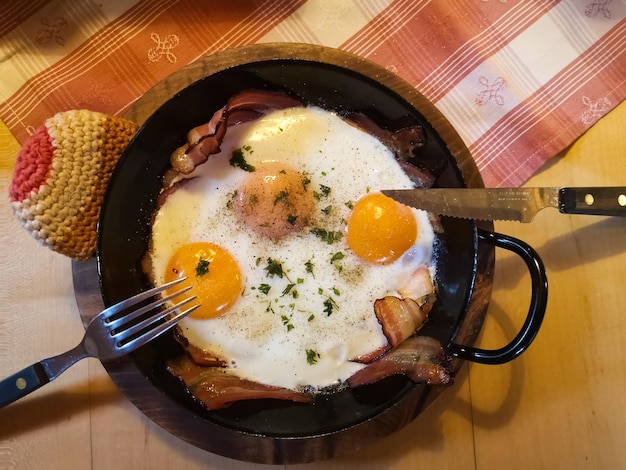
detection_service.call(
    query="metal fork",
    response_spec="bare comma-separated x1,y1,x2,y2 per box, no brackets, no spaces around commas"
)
0,278,198,408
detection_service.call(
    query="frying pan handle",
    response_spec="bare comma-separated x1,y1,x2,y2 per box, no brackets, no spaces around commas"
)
449,229,547,364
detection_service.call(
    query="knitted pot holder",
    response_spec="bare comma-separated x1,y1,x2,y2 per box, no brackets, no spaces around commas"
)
9,110,138,259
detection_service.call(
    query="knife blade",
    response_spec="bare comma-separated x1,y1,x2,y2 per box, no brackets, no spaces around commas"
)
381,187,626,223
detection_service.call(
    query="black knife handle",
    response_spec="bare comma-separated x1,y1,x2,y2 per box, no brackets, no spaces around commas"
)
559,187,626,217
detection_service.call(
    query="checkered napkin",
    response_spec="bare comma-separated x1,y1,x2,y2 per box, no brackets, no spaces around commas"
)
0,1,623,188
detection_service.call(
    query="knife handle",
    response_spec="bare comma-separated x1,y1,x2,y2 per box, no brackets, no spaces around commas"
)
559,187,626,217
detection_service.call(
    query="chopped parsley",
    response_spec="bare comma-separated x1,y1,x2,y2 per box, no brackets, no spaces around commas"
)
274,190,289,206
282,283,296,297
321,205,333,215
229,147,256,172
313,184,331,200
264,258,286,278
301,174,312,191
281,315,294,332
306,349,320,365
304,259,315,277
263,258,292,283
287,214,298,225
323,296,338,316
330,252,345,273
310,227,343,244
195,258,210,276
257,283,271,295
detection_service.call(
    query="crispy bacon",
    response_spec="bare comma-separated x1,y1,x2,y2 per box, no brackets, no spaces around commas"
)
166,355,313,410
354,269,435,364
374,296,429,349
347,335,452,388
170,89,303,174
398,266,435,302
351,343,390,364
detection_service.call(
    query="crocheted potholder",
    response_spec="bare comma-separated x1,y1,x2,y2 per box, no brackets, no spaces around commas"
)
9,110,138,259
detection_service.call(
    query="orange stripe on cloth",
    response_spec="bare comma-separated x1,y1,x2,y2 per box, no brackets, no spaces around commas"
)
416,0,557,102
0,0,306,144
341,0,555,103
0,0,51,39
472,22,626,187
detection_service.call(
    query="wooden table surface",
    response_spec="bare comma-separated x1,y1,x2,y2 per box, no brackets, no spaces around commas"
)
1,99,625,469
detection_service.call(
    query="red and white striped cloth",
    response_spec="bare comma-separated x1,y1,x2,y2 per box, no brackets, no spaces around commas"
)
1,0,624,186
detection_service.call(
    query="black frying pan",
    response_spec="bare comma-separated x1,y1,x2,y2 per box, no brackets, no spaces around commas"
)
91,44,546,464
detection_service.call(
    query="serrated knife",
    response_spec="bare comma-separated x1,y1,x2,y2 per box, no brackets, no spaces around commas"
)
381,187,626,222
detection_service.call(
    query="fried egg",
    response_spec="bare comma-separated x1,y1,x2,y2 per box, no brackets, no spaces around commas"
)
149,106,436,391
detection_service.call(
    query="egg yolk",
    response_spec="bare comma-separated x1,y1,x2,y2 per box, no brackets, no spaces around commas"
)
346,192,417,265
233,163,315,240
163,242,242,320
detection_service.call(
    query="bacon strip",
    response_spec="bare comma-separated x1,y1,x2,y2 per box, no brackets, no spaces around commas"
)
347,335,452,388
374,296,429,348
352,287,434,364
166,355,313,410
170,89,303,174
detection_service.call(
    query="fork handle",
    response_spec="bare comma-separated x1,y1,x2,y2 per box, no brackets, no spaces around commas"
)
0,344,88,408
0,362,52,408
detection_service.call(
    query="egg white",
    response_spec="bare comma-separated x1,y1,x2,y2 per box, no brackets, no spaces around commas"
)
150,106,436,391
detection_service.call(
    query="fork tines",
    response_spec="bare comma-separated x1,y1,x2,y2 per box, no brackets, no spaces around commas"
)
102,278,199,351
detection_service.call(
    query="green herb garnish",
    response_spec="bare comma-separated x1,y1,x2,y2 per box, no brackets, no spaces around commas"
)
281,315,294,331
311,227,343,244
323,296,338,316
282,283,296,297
274,190,289,206
264,258,291,282
305,259,315,277
313,184,331,200
195,258,210,276
230,148,256,172
306,349,320,365
302,174,312,191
